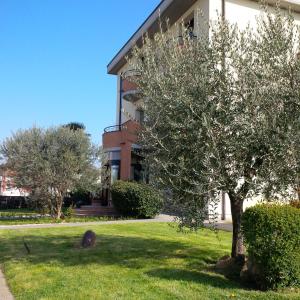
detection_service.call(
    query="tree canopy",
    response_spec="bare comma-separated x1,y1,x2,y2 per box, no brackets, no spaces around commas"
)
130,6,300,257
0,126,99,218
63,122,86,131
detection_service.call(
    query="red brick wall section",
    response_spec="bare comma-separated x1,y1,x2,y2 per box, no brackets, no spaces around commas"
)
120,142,132,180
102,120,140,181
122,79,138,93
102,120,139,149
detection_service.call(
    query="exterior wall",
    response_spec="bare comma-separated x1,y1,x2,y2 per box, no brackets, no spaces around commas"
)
115,75,121,125
209,0,300,220
210,0,300,27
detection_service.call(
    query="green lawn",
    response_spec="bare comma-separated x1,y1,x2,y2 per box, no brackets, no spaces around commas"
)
0,215,121,225
0,208,38,216
0,209,127,225
0,223,299,300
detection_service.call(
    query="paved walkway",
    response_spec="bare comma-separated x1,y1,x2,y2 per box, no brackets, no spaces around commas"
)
0,214,232,231
0,268,14,300
0,215,172,230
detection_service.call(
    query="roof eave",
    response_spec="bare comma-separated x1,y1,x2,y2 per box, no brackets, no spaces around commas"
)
107,0,300,75
107,0,172,75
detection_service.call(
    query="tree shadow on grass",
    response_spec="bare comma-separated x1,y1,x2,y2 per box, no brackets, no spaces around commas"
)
0,232,245,290
145,268,243,290
0,233,223,268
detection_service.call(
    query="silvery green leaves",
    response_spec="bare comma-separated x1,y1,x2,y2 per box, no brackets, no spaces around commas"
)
0,126,99,219
129,5,300,256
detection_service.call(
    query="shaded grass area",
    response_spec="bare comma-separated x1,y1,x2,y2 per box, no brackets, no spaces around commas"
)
0,223,299,300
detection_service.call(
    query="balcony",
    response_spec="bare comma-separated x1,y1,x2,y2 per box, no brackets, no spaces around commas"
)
104,124,123,133
122,69,142,103
103,120,140,149
123,90,142,103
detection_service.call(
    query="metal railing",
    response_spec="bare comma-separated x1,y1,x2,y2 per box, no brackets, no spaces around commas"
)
103,125,123,133
122,69,141,80
103,121,137,134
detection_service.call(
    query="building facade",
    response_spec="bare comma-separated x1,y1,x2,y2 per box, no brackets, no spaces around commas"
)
102,0,300,219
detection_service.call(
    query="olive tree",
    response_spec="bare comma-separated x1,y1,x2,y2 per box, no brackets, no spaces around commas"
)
130,7,300,257
0,126,99,219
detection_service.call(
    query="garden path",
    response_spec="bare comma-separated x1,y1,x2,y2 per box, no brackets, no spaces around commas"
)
0,268,14,300
0,214,232,231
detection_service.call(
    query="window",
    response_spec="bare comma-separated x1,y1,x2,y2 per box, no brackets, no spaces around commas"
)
111,165,120,185
135,109,144,124
6,178,13,191
131,152,149,183
184,13,196,39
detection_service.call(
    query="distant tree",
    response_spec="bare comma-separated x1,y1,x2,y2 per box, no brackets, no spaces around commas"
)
0,126,99,219
63,122,86,131
63,122,92,138
130,6,300,257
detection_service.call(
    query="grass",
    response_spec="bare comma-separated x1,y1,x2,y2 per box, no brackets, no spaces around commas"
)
0,208,129,225
0,216,124,225
0,223,299,300
0,208,38,216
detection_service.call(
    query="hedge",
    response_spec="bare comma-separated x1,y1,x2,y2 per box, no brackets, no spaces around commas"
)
111,181,163,218
242,204,300,290
0,196,28,209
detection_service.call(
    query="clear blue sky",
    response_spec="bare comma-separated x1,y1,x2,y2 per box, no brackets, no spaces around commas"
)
0,0,159,145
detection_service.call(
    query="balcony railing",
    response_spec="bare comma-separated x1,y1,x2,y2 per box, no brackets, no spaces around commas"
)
103,125,123,133
103,120,140,134
122,69,141,80
121,69,142,103
123,90,142,102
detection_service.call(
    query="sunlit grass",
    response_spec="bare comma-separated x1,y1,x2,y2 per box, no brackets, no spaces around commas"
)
0,223,298,299
0,208,129,225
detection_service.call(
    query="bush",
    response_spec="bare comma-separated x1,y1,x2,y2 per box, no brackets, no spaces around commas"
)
64,189,92,208
0,196,28,209
111,181,163,218
64,205,74,218
242,204,300,290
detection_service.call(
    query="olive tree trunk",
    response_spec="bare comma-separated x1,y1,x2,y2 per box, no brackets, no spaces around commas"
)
54,193,64,219
228,192,244,258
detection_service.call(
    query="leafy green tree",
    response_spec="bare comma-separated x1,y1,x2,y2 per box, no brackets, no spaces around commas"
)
130,7,300,257
0,126,99,219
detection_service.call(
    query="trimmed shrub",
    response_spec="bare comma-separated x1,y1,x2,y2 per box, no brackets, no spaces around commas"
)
242,204,300,290
111,181,163,218
0,196,28,209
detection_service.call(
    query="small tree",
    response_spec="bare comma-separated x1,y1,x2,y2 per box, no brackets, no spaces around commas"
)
0,126,99,219
130,6,300,257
